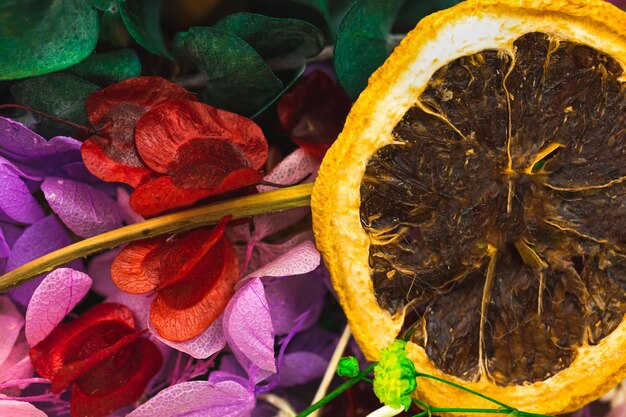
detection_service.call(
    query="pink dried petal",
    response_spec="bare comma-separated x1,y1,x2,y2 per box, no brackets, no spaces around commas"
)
149,316,225,360
116,187,144,224
25,268,92,345
248,230,314,273
106,292,153,329
88,248,122,297
257,148,319,193
0,296,23,366
253,208,310,242
0,397,47,417
223,278,275,383
244,240,320,281
0,340,33,385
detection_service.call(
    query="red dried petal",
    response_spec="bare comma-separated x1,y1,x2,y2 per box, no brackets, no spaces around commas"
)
81,139,155,188
70,338,162,417
84,77,196,186
150,235,240,341
111,239,162,294
111,217,229,293
135,100,268,175
129,169,262,217
51,330,146,393
277,70,352,159
29,303,135,381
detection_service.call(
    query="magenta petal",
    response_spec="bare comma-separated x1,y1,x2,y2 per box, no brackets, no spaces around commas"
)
0,397,47,417
88,248,122,297
264,270,327,335
8,215,83,306
0,163,44,224
224,278,276,382
25,268,92,345
106,291,153,329
0,296,23,366
244,240,320,281
278,351,327,387
42,177,125,238
150,316,226,360
128,380,255,417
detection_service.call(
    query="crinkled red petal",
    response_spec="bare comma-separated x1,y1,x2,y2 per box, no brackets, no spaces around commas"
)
111,217,229,294
129,168,262,217
81,138,155,188
84,77,196,186
51,330,146,393
277,70,352,159
86,77,196,126
29,303,136,381
111,238,162,294
151,234,240,342
134,100,268,174
70,338,162,417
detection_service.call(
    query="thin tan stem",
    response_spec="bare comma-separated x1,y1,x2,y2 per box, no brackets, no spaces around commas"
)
0,183,313,292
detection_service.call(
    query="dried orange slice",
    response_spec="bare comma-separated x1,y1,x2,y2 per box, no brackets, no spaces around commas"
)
312,0,626,414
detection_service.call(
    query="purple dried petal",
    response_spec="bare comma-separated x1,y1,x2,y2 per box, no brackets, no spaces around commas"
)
116,187,144,224
216,354,247,380
25,268,92,345
208,370,250,388
264,270,327,335
42,177,125,238
128,380,255,417
150,316,225,360
244,240,320,282
0,163,44,225
88,248,122,297
253,208,310,242
8,215,83,306
0,339,33,384
0,397,47,417
224,279,276,382
0,296,23,366
0,228,9,259
0,222,22,249
278,351,327,387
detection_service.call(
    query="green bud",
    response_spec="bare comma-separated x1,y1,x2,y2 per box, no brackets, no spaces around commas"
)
373,340,418,411
337,356,360,378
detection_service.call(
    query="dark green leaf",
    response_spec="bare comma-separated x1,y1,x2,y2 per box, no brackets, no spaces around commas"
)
334,0,405,100
10,73,99,135
251,0,332,41
173,27,283,116
0,0,99,81
251,66,305,119
214,13,324,60
69,49,141,85
118,0,172,58
99,8,131,47
394,0,463,33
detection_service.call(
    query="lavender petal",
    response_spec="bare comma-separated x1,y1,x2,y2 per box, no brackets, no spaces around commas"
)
0,163,44,225
0,296,23,366
278,351,327,387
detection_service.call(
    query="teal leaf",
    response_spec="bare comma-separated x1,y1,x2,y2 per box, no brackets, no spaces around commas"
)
10,73,99,135
173,27,283,116
69,49,141,85
0,0,99,81
214,13,324,60
334,0,405,100
90,0,116,11
118,0,172,58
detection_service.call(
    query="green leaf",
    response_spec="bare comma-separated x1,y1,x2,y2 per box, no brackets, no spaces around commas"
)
0,0,99,81
394,0,463,33
118,0,172,58
11,72,99,134
334,0,405,100
68,49,141,85
214,13,324,60
252,0,332,41
173,27,283,116
90,0,116,11
251,66,305,119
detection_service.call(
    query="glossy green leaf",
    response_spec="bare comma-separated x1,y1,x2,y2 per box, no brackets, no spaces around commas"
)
252,0,332,40
173,27,283,116
69,49,141,85
214,13,324,60
90,0,116,11
0,0,99,81
334,0,405,100
118,0,172,58
11,73,98,134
